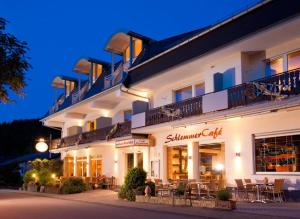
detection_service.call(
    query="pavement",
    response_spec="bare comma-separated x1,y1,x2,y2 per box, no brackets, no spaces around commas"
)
0,189,300,219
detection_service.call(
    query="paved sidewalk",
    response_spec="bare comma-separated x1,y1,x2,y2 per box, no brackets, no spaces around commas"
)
5,189,300,219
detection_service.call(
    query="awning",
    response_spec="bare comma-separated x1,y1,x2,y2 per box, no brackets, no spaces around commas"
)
51,76,78,88
73,57,110,74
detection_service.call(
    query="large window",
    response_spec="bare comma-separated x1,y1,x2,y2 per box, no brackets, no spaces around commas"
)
167,146,188,180
255,134,300,173
266,58,283,75
175,86,192,102
92,64,102,83
127,153,134,171
76,157,87,177
124,110,132,122
137,153,143,169
64,157,74,177
90,157,102,177
133,39,142,58
65,81,75,97
288,50,300,71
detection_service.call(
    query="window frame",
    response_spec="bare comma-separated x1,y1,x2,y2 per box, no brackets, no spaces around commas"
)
173,81,205,103
253,131,300,175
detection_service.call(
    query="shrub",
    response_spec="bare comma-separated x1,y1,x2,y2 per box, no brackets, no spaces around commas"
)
62,177,86,194
38,169,52,186
23,169,38,184
118,185,127,199
124,167,147,190
118,167,147,201
216,189,231,201
174,183,186,196
126,189,136,201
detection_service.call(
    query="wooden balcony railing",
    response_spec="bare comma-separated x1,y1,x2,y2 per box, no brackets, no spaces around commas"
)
145,68,300,127
146,96,202,126
50,121,131,150
228,68,300,108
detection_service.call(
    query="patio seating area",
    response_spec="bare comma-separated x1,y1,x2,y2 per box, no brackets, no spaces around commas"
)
234,178,286,203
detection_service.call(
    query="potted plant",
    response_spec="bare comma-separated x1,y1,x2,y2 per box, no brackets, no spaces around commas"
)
215,189,236,210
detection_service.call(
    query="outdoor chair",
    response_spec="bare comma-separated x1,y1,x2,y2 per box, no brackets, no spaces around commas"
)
207,180,218,198
264,179,285,202
235,179,248,200
156,184,171,197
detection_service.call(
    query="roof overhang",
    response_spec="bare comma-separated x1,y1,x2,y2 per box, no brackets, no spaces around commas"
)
105,32,130,55
73,57,110,74
52,76,78,88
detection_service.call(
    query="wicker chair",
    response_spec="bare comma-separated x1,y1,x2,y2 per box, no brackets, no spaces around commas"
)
235,179,248,200
265,179,285,202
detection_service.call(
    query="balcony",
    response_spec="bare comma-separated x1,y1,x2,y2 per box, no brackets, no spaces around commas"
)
140,68,300,127
50,121,131,150
48,66,126,117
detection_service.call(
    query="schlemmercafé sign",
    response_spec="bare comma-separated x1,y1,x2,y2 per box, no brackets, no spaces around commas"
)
164,127,222,144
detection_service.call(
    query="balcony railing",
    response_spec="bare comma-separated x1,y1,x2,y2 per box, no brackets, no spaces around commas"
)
228,68,300,108
50,121,131,150
145,68,300,127
146,96,203,126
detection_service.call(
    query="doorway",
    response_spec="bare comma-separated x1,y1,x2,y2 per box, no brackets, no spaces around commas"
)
126,153,134,171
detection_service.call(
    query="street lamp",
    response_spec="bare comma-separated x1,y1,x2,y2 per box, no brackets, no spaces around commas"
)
35,138,49,152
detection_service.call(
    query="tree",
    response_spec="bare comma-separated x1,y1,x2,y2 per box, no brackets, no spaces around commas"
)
0,18,30,103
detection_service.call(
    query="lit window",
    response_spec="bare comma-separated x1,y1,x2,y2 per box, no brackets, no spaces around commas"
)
266,58,283,75
65,81,75,97
195,83,205,96
175,86,192,102
87,121,96,132
255,134,300,173
133,39,142,58
124,110,132,122
92,64,102,83
288,50,300,71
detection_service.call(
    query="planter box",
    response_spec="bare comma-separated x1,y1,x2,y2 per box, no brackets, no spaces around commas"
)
45,185,60,194
27,184,38,192
136,195,236,210
215,200,236,210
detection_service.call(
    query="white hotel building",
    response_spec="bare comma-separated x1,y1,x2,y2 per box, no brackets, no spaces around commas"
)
42,0,300,197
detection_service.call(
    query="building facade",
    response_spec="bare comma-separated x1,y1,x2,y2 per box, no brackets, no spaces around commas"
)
43,0,300,192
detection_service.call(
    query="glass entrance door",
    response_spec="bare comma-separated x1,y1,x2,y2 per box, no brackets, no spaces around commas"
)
127,153,134,171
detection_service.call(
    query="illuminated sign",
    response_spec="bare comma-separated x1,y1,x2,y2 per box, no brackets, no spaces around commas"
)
116,138,150,148
164,127,223,144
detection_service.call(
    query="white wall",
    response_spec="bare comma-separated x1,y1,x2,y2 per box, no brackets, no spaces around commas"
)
149,110,300,190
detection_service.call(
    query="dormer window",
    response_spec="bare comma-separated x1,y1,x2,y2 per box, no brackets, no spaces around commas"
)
65,81,75,97
124,46,130,62
92,64,102,83
133,38,142,58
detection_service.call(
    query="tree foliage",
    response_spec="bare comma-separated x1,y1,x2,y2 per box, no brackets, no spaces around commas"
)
0,17,30,103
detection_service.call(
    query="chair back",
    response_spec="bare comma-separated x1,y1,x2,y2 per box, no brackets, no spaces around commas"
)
274,179,285,192
154,179,162,184
85,177,91,183
235,179,244,189
244,179,251,184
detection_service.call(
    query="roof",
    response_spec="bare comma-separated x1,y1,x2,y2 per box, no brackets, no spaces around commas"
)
125,0,300,87
52,75,78,88
131,26,210,68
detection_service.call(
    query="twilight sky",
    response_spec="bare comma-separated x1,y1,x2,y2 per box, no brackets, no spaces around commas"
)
0,0,260,123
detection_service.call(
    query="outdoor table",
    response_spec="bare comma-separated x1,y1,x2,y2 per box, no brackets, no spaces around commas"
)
251,183,273,203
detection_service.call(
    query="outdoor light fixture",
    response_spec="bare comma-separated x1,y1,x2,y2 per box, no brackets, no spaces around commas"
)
51,173,56,179
35,138,49,152
235,152,241,157
32,173,36,178
215,163,224,171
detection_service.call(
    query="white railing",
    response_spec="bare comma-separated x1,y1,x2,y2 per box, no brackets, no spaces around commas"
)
104,63,124,89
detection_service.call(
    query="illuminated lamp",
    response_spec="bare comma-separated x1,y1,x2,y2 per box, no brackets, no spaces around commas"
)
35,138,49,152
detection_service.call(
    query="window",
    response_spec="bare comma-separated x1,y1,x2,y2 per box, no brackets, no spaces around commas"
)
127,153,134,171
64,157,74,177
65,81,75,97
124,110,132,122
90,157,102,177
92,64,102,83
87,121,96,132
266,58,283,75
133,39,142,58
288,50,300,71
255,134,300,173
76,157,87,177
195,83,205,96
167,146,188,180
137,153,143,169
175,86,192,102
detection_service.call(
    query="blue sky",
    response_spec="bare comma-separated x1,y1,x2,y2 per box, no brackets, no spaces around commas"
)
0,0,260,123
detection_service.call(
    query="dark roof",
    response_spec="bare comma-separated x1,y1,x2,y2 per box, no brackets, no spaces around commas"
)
131,26,210,68
125,0,300,87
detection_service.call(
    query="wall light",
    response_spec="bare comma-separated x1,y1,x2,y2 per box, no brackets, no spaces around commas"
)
215,163,224,171
235,152,241,157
